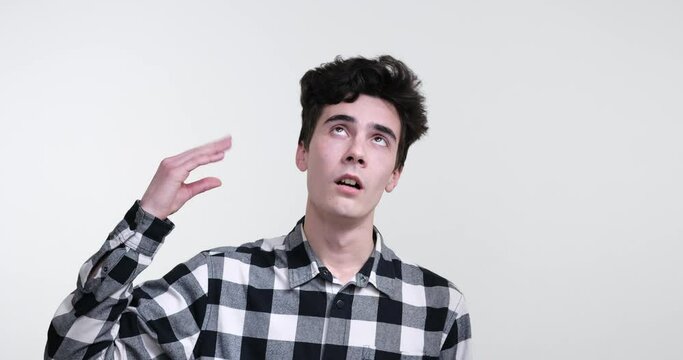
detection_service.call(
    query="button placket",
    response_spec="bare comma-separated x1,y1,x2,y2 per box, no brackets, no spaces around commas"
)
335,299,345,309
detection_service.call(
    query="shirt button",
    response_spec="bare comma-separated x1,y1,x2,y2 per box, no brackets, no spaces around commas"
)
335,299,345,309
320,268,331,279
102,266,108,272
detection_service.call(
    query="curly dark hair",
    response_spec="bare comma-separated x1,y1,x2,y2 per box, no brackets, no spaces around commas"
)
298,55,428,170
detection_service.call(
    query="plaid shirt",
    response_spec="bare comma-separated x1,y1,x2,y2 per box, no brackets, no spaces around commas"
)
46,201,472,359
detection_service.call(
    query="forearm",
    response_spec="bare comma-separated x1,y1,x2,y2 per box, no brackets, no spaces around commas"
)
45,200,173,359
47,136,229,359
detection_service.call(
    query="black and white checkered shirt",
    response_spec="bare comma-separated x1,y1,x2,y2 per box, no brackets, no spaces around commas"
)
46,201,472,359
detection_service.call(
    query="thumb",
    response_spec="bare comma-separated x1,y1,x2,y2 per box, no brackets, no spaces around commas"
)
185,177,222,199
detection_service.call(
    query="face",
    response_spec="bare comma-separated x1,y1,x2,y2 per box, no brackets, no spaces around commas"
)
296,94,402,221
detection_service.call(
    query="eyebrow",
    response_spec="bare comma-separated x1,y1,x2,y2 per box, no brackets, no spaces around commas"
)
324,114,398,142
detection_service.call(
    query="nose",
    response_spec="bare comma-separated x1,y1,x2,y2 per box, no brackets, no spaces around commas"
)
344,138,366,166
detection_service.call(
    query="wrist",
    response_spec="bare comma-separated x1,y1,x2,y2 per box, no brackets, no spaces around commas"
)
139,199,167,220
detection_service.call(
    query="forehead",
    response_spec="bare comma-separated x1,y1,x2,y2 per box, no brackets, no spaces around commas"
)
317,95,401,134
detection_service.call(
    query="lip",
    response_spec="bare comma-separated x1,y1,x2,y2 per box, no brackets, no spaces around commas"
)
334,173,363,190
336,182,361,196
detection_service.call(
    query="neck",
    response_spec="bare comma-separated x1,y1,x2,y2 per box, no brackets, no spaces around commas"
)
302,200,375,284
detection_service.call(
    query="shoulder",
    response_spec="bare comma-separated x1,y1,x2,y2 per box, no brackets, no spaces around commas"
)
199,235,288,274
386,248,466,310
203,234,287,258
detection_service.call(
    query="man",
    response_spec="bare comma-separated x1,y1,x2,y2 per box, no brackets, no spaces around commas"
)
46,55,472,359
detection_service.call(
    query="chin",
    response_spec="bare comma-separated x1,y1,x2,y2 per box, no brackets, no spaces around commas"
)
328,203,374,222
316,201,366,221
308,193,374,222
331,209,364,220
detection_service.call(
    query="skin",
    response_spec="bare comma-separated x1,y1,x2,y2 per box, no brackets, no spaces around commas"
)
140,94,402,283
140,136,232,219
296,94,402,282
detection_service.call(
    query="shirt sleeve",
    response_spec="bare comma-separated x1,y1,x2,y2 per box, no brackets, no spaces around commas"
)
440,288,473,360
45,200,210,360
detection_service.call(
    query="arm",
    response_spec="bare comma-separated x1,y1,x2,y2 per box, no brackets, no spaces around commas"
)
45,136,232,359
440,290,473,360
46,201,211,359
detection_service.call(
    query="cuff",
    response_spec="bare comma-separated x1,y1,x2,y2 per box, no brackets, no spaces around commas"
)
121,200,175,256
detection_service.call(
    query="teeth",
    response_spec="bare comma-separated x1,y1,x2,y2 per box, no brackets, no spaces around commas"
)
340,179,357,186
337,178,360,188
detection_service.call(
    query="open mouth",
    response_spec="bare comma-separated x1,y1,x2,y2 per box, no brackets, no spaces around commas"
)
335,175,363,190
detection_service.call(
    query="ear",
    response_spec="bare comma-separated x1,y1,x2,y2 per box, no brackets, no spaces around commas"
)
295,142,308,172
385,167,402,192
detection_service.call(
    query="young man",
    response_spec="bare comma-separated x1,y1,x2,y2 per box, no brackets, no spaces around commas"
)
46,55,471,359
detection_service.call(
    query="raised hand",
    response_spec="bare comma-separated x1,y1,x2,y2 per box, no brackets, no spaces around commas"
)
139,136,232,219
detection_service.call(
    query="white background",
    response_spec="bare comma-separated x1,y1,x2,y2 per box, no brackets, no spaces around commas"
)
1,1,681,359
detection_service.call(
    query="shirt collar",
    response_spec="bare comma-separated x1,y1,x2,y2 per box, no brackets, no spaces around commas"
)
284,217,401,300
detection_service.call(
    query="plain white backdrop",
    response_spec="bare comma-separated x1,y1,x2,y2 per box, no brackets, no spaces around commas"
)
1,0,681,358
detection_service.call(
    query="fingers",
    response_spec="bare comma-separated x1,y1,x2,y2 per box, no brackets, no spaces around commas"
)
173,136,232,166
182,149,226,174
185,177,222,199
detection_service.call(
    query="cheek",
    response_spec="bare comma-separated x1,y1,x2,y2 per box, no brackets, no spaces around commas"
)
309,152,329,173
307,146,337,180
371,152,396,179
312,141,341,166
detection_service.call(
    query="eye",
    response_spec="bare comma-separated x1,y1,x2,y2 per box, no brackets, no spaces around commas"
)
372,136,388,146
331,126,347,136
